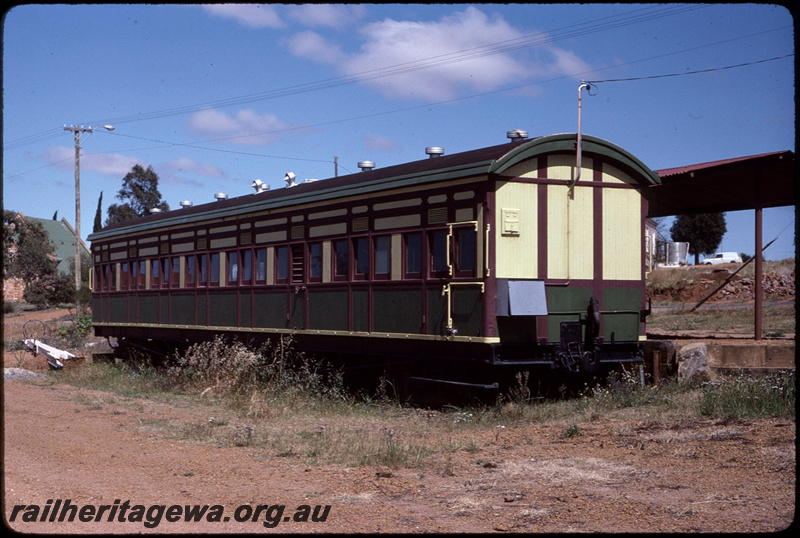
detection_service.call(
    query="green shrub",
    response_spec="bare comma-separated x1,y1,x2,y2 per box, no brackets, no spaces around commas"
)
53,313,93,349
23,274,75,308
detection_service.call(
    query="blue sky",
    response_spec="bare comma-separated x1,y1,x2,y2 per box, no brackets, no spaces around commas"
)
2,4,795,260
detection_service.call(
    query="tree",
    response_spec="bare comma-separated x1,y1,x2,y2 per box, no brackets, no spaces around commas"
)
106,164,169,226
2,210,57,286
93,191,103,233
670,213,727,265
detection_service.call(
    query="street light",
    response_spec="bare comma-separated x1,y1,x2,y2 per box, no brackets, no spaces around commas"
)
63,124,115,299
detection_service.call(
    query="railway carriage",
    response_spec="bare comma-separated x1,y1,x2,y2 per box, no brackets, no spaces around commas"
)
88,132,660,395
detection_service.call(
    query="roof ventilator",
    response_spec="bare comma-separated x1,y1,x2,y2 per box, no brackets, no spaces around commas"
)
507,129,528,143
214,193,228,201
179,200,193,208
284,172,297,188
252,179,270,193
425,146,445,158
358,161,375,172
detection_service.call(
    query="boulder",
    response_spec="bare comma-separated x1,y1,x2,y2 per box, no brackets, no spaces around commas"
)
676,342,710,382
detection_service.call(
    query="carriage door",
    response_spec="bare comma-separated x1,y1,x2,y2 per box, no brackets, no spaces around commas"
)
441,221,484,337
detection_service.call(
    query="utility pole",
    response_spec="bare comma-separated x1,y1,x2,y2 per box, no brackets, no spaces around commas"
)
63,124,114,301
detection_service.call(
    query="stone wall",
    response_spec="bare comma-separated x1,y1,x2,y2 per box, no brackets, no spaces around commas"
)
3,277,26,303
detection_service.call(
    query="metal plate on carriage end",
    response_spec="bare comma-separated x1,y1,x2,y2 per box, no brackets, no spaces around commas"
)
496,279,548,316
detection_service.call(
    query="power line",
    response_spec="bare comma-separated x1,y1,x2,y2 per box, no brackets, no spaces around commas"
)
26,5,709,132
2,9,791,175
4,45,792,182
584,54,793,84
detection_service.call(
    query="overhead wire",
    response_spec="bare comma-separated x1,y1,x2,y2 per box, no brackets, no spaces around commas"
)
3,6,791,176
584,54,793,84
18,4,707,131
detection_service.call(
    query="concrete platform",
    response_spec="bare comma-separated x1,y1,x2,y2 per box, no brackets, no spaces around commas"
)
644,337,795,381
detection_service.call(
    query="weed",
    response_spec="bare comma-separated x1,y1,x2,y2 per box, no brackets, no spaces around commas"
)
696,370,795,419
563,424,580,438
48,336,795,474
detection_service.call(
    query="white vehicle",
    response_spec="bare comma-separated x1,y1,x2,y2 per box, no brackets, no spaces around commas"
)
702,252,743,265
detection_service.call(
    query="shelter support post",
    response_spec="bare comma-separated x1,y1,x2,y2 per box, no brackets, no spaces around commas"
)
754,206,763,341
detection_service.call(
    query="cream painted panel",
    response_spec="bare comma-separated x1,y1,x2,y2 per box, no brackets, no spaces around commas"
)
547,154,574,181
391,234,402,281
495,181,537,279
309,222,347,238
603,188,641,280
547,183,593,280
322,241,332,283
602,162,636,186
172,242,195,253
568,185,594,280
374,214,420,230
266,247,275,285
547,184,568,278
546,154,593,182
255,230,287,243
210,237,236,249
500,160,538,179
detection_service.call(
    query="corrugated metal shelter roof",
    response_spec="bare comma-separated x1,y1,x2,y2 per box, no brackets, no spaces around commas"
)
647,149,795,341
648,150,795,217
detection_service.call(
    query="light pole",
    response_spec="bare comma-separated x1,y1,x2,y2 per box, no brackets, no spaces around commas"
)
63,124,114,299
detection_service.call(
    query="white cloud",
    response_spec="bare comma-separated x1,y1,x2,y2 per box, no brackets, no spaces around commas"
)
163,157,226,178
286,30,346,65
187,108,299,145
286,4,367,29
202,4,283,28
43,145,139,176
287,6,590,101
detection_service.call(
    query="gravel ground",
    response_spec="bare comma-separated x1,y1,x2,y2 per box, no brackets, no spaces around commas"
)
3,307,796,533
3,376,795,534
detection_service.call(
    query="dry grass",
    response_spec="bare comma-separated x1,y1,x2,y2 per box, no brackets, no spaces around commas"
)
648,302,795,336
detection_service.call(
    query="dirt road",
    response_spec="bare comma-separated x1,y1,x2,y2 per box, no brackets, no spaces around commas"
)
3,375,795,533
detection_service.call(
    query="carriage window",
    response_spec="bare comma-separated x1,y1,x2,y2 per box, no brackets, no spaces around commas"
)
104,264,111,291
255,248,266,282
334,240,348,278
185,255,196,286
455,228,476,274
198,254,208,286
354,237,369,277
374,236,390,277
228,251,239,284
276,246,289,281
241,250,252,283
150,259,160,288
210,253,220,284
171,257,181,287
121,262,129,289
138,260,146,288
430,230,448,274
130,260,137,289
309,243,322,280
405,233,422,277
